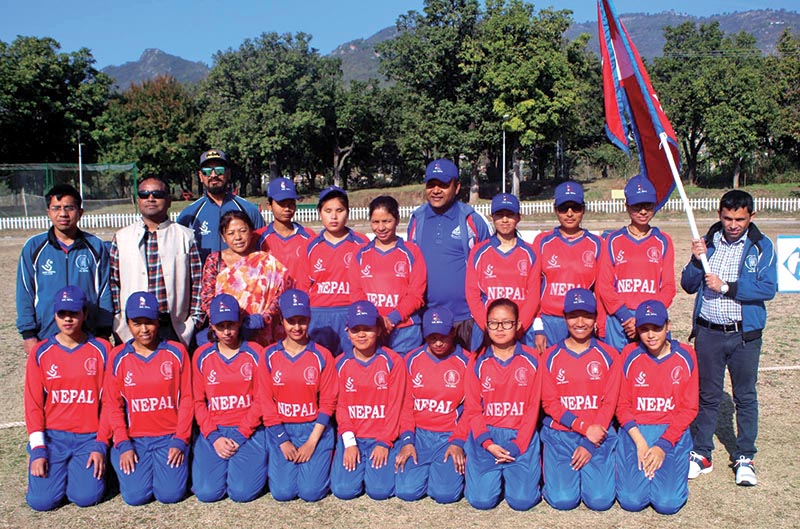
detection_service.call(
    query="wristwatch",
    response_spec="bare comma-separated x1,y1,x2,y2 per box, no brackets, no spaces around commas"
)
720,282,729,295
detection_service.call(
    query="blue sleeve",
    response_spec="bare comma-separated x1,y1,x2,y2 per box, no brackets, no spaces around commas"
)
15,241,38,337
729,239,777,303
680,255,705,295
176,206,192,227
95,240,114,330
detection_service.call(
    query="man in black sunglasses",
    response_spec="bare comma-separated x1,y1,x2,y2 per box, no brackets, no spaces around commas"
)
177,149,265,263
110,176,204,348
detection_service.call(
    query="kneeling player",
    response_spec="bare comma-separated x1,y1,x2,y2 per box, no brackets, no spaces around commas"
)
395,307,469,503
540,288,620,511
331,301,406,500
616,300,698,514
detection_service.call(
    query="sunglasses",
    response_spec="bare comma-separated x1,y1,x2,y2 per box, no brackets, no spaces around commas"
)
137,190,168,200
556,203,585,213
200,166,227,176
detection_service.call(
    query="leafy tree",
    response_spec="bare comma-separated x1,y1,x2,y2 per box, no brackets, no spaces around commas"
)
765,30,800,165
93,75,200,193
0,36,111,164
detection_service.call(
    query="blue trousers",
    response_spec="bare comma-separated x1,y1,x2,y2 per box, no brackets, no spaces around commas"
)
386,324,423,355
691,326,761,461
111,435,189,506
395,428,464,504
192,426,267,503
616,424,691,515
310,306,349,356
541,314,569,349
267,421,334,502
541,426,617,511
331,437,399,500
604,316,632,351
26,430,106,511
465,426,541,511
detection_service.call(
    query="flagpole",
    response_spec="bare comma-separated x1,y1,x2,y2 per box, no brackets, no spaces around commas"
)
659,132,710,273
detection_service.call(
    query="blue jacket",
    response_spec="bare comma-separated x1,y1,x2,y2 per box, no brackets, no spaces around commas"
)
681,222,776,335
16,228,113,340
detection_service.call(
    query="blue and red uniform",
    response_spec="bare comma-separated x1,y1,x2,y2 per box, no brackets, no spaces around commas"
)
616,340,699,514
104,340,193,505
192,341,266,502
256,222,315,280
24,336,111,511
331,346,406,500
396,344,470,503
261,340,337,501
350,239,427,354
531,228,603,345
465,236,539,350
463,343,542,511
296,229,369,356
540,338,621,511
596,228,675,349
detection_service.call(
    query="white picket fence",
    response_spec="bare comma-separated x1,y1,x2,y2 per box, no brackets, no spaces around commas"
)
2,197,798,231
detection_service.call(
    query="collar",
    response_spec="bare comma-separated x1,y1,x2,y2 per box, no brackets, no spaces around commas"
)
423,201,459,220
47,226,87,249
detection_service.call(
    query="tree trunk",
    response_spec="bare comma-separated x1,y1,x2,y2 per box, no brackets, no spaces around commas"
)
511,148,520,197
469,161,479,204
732,157,742,189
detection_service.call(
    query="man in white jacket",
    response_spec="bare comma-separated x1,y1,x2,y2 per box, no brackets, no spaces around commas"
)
110,176,203,347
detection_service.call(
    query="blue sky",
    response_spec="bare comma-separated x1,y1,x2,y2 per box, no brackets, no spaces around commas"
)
2,0,796,68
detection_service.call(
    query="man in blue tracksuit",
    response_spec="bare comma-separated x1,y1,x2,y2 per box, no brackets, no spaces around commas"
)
407,159,491,349
16,184,113,354
681,190,777,487
177,149,265,263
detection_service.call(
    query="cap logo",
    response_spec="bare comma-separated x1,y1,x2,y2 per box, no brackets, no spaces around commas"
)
292,293,302,307
207,150,220,157
218,301,231,313
61,291,73,302
139,296,148,309
645,305,657,316
573,292,584,304
431,312,443,325
281,182,288,190
356,306,369,317
565,185,574,195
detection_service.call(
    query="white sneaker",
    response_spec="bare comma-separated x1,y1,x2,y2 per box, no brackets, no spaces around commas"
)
734,456,757,486
688,451,713,479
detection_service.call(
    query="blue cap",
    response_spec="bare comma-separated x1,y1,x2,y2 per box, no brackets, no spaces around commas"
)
209,293,240,325
563,288,597,314
53,285,86,314
624,175,657,206
554,181,585,207
635,300,668,327
491,193,520,215
422,307,454,338
199,149,229,166
125,291,159,320
318,185,347,204
267,177,297,201
347,300,379,329
279,289,311,319
424,159,459,183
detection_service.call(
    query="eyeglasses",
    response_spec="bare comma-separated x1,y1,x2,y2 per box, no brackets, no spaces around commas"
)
48,205,78,213
486,320,517,330
137,190,168,200
556,203,585,213
200,166,227,177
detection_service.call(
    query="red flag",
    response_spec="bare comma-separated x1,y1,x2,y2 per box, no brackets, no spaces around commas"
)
598,0,680,211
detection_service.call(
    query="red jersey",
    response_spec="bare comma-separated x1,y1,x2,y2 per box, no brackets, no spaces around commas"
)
193,341,263,440
541,339,621,434
296,229,369,308
617,341,698,448
256,222,315,279
532,228,602,317
596,227,676,321
463,343,541,454
400,345,471,444
25,337,111,437
350,239,427,328
261,341,337,427
335,346,406,447
104,340,193,445
465,236,540,330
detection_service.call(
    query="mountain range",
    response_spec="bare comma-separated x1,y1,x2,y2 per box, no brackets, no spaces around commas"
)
101,9,799,88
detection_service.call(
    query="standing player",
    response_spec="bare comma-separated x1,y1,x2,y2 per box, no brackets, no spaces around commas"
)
256,177,315,279
540,288,620,511
262,289,337,502
104,292,193,505
330,301,406,500
24,287,110,511
616,300,698,514
465,193,539,351
531,181,603,352
350,196,427,354
395,307,470,504
192,294,266,503
596,175,675,350
295,187,368,356
463,299,542,511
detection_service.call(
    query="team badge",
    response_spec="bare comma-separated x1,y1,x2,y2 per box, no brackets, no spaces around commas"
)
517,259,528,275
394,261,407,277
443,369,460,388
647,246,661,263
586,360,602,380
84,358,97,376
241,362,253,381
374,370,388,389
160,361,174,380
75,254,90,273
514,367,528,386
745,254,758,273
303,366,318,385
670,365,683,385
582,250,595,268
343,252,353,266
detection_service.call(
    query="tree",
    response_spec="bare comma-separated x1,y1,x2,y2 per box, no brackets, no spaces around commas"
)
93,75,200,192
766,30,800,165
0,36,111,164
